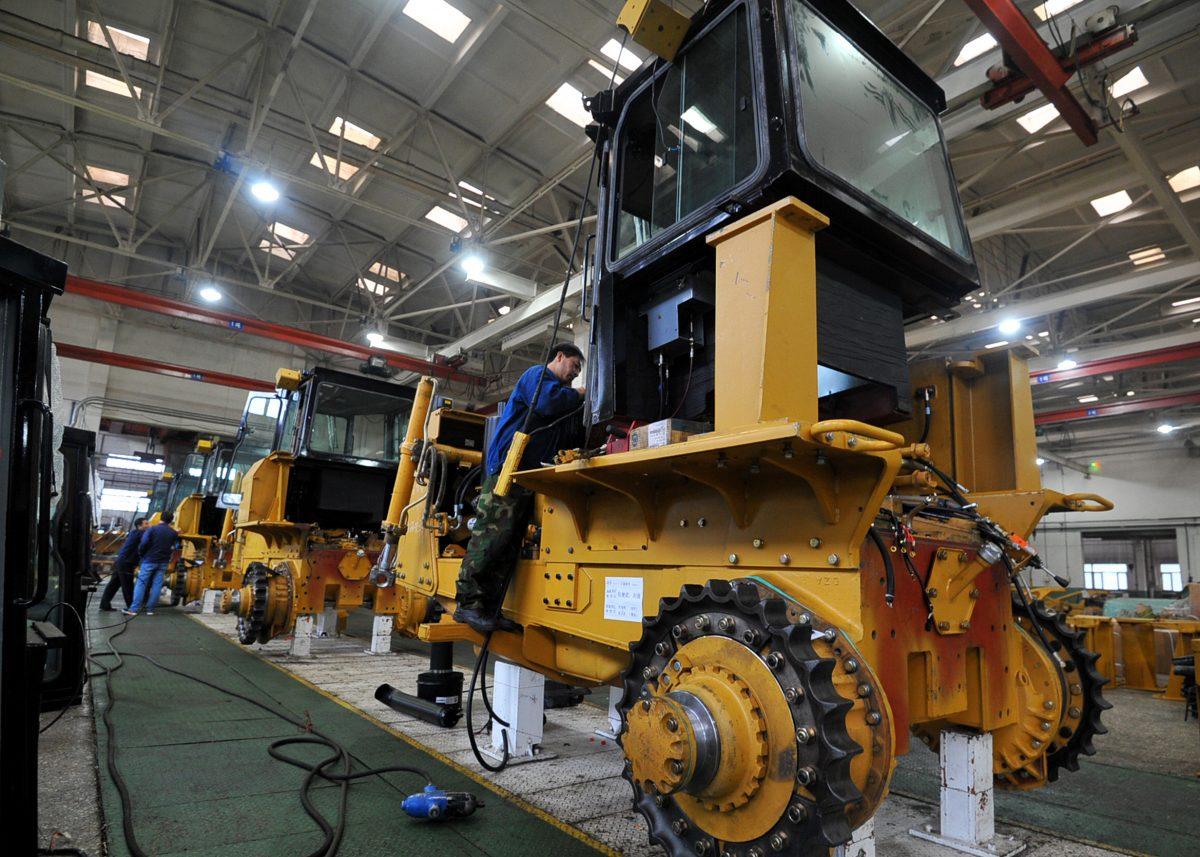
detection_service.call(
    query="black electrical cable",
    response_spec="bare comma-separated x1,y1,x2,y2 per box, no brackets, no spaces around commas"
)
37,599,89,735
667,336,696,421
1002,553,1061,660
917,389,933,444
868,525,896,607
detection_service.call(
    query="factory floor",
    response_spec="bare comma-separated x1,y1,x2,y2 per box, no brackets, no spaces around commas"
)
36,603,1200,856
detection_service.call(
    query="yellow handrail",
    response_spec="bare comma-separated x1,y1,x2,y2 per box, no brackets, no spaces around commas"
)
1062,492,1114,512
809,419,905,452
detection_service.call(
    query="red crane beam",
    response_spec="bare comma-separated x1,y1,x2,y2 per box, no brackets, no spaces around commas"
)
63,275,480,384
1030,340,1200,385
56,342,276,392
1035,391,1200,425
962,0,1098,145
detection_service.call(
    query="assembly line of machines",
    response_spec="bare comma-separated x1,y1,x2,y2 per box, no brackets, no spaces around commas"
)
14,1,1179,855
130,2,1128,854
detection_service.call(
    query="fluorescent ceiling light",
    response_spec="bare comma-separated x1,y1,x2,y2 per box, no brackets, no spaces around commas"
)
1034,0,1083,21
587,59,624,85
402,0,471,44
1126,390,1136,396
104,454,164,473
250,180,280,203
1128,246,1165,265
369,261,402,282
425,205,469,233
1017,103,1060,133
310,152,359,180
953,33,997,67
997,317,1021,335
1168,165,1200,193
198,286,222,302
86,22,150,60
498,305,511,316
1077,394,1099,403
366,331,385,346
1036,457,1046,466
1110,66,1148,98
357,278,389,296
681,106,725,143
448,192,483,208
1170,296,1200,307
546,82,593,127
601,38,641,71
1156,423,1177,434
85,165,130,186
85,70,142,98
1056,359,1077,370
1089,189,1132,217
984,340,1008,349
1038,331,1050,337
328,116,381,149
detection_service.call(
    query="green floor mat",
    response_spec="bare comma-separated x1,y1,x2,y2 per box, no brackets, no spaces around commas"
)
88,609,607,857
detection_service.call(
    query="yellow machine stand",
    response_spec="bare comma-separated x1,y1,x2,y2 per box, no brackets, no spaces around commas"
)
367,199,1114,853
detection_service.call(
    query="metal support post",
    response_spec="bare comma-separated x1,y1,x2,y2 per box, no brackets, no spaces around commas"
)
366,615,393,655
909,730,1027,856
290,615,314,658
482,661,555,765
201,589,221,614
833,819,875,857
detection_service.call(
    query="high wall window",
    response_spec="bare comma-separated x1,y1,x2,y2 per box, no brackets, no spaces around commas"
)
1083,563,1129,591
1160,563,1183,592
614,5,757,259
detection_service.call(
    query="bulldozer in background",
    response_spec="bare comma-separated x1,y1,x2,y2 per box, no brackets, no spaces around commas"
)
162,437,239,606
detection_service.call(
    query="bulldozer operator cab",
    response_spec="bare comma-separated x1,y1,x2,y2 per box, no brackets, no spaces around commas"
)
144,473,173,520
588,0,977,432
218,368,415,532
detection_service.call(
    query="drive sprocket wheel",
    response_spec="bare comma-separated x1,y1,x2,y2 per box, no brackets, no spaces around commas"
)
1015,595,1110,782
618,580,873,857
168,560,189,606
230,561,292,645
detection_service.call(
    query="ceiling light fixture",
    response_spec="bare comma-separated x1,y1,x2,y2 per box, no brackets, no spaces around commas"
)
366,331,385,347
1156,423,1177,434
498,305,511,316
1036,457,1046,466
460,252,486,277
1056,359,1077,370
984,340,1008,349
1170,296,1200,307
998,317,1021,335
198,286,222,303
1077,394,1099,403
251,180,280,203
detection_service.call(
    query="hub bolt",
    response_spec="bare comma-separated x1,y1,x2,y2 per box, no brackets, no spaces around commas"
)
673,819,689,835
1031,740,1042,749
655,794,667,807
742,629,760,646
729,554,740,565
1070,683,1082,695
866,711,881,726
785,687,804,703
1040,721,1051,732
766,652,784,670
787,803,808,824
969,588,981,599
642,699,652,711
718,617,736,633
857,683,872,698
749,850,764,857
1043,700,1055,710
779,554,790,565
796,766,818,785
695,839,712,856
666,716,679,732
844,658,859,673
823,628,837,642
769,832,789,852
671,760,685,775
937,621,951,631
697,517,707,528
827,553,840,566
643,667,655,680
960,621,971,630
809,538,822,549
655,642,670,656
796,727,815,744
672,625,686,639
797,613,812,626
753,538,765,549
695,615,711,631
1069,706,1082,718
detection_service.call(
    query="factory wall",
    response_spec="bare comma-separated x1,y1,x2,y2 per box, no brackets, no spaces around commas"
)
1032,448,1200,592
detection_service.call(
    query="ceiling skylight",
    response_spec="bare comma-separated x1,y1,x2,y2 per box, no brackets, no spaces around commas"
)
1016,103,1059,133
1033,0,1083,21
546,82,592,127
1090,189,1132,217
601,38,641,71
269,222,310,245
953,33,997,67
328,116,381,149
587,59,624,86
369,261,403,282
86,165,130,186
310,152,359,180
425,205,469,233
1168,165,1200,193
401,0,471,44
86,21,150,60
85,70,141,98
357,278,389,296
1110,66,1148,99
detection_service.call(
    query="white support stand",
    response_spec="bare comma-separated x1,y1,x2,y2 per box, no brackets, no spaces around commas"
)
365,615,393,655
290,615,315,658
313,606,338,637
834,819,875,857
909,731,1027,856
481,661,556,766
201,589,221,614
594,686,622,740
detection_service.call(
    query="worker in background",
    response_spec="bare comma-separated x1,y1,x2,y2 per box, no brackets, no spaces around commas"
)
126,510,180,617
454,343,586,633
99,517,147,612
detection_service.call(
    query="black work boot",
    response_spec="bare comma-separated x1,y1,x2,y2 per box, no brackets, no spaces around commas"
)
453,606,520,634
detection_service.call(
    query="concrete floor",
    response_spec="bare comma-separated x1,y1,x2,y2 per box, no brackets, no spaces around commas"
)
37,603,1199,856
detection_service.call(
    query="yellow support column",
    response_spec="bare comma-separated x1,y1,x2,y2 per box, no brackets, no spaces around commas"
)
384,376,435,530
705,197,828,434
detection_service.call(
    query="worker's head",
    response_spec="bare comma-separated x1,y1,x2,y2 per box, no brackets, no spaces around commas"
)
161,510,175,526
547,343,584,385
133,517,147,529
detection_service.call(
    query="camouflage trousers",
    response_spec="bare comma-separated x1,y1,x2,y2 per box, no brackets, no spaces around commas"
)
455,474,534,611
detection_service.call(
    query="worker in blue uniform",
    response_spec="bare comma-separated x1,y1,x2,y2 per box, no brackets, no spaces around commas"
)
453,343,585,633
126,511,180,616
99,517,146,611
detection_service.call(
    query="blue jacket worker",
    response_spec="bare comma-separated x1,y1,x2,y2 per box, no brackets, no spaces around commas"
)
126,511,180,616
99,517,147,611
453,343,585,633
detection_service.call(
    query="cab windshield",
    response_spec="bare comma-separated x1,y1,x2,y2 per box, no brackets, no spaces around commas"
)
146,479,171,516
305,382,412,465
201,444,231,496
218,395,285,504
789,0,970,258
166,453,205,508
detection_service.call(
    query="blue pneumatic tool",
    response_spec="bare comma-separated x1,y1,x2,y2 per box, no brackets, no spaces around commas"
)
402,785,482,820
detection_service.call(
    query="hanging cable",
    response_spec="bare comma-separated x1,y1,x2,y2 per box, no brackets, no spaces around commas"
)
868,525,895,607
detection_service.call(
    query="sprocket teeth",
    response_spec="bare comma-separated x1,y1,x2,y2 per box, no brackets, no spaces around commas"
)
708,578,733,599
